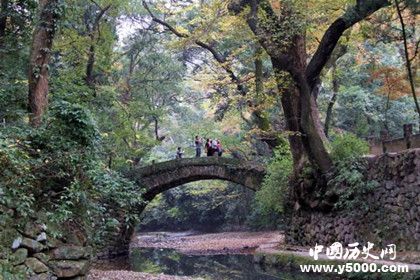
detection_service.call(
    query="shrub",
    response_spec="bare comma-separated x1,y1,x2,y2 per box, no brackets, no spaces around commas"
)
330,158,378,212
248,138,292,229
330,132,369,161
0,106,144,255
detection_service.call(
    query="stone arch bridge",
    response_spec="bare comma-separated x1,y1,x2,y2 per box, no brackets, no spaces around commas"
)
127,157,267,201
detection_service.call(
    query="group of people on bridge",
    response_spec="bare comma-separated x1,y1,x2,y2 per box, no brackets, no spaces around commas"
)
175,136,223,159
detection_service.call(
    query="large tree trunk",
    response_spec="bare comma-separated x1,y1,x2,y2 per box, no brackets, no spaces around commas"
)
121,51,135,103
277,78,306,173
28,0,59,127
296,73,333,173
288,35,332,174
310,84,328,143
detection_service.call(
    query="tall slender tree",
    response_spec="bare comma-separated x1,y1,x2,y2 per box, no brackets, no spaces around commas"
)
394,0,419,125
28,0,61,127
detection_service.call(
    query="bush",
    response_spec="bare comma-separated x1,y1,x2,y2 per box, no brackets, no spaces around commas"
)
330,132,369,161
330,158,378,212
248,138,292,229
0,105,144,255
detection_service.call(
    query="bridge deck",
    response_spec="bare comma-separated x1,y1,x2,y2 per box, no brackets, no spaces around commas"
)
136,157,265,176
127,157,266,201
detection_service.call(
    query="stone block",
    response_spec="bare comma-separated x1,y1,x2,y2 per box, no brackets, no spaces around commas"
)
12,248,28,265
36,232,47,243
46,238,62,249
12,237,22,250
34,253,50,264
29,273,57,280
50,246,88,260
49,260,89,278
25,257,48,274
21,238,45,253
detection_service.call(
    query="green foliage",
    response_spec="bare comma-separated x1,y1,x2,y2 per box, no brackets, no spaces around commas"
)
319,43,419,139
330,132,369,161
48,101,99,147
0,260,26,280
329,158,378,212
248,138,292,228
0,105,144,253
139,181,255,232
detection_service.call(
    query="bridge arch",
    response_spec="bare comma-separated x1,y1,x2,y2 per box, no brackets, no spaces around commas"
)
127,157,266,201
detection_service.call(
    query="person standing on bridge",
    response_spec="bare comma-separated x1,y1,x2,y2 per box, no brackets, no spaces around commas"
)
205,138,212,156
211,139,218,156
194,136,202,157
217,139,223,157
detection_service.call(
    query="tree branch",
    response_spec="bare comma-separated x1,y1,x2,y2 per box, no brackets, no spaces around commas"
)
142,0,247,95
93,4,111,33
306,0,392,89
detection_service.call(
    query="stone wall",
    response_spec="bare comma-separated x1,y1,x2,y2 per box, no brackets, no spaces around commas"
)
7,223,90,279
287,148,420,251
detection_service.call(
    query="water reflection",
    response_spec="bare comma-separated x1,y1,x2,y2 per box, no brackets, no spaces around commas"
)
130,248,323,280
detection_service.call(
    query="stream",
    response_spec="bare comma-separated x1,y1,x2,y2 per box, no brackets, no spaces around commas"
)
128,232,324,280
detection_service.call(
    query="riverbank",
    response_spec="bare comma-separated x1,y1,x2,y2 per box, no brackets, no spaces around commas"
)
88,269,202,280
132,231,420,266
88,256,204,280
89,231,420,279
89,231,283,280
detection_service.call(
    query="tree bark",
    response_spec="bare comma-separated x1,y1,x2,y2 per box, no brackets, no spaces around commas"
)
28,0,59,127
85,38,96,87
154,117,159,141
277,76,305,172
287,35,333,174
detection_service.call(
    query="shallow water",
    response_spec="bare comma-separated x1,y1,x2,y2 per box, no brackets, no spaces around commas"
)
130,247,324,280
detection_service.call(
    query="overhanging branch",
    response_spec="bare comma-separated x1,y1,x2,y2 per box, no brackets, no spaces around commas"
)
306,0,392,89
142,0,246,95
